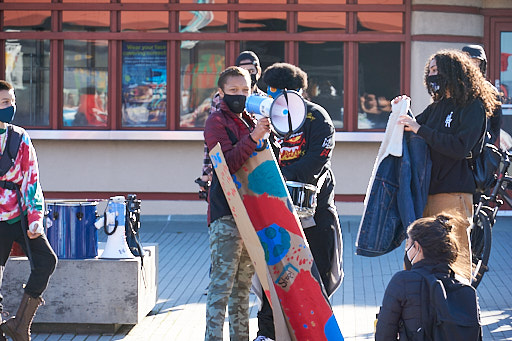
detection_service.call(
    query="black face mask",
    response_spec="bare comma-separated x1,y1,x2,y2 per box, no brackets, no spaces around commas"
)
427,74,443,94
250,74,258,89
223,94,246,114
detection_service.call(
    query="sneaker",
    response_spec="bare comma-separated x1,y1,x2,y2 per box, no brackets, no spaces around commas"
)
253,336,274,341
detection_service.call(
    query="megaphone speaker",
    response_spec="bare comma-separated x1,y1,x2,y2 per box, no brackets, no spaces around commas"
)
99,196,134,259
246,90,307,137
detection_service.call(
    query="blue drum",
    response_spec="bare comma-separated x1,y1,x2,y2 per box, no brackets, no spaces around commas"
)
46,201,99,259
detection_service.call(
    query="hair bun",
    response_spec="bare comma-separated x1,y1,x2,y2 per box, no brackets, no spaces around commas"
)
436,215,453,232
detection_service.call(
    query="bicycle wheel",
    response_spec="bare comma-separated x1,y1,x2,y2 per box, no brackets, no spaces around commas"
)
470,210,492,288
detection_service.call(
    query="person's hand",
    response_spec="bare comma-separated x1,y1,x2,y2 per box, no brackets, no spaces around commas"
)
251,117,271,142
398,114,420,133
27,230,42,239
199,174,211,191
392,94,411,105
27,221,43,239
500,129,512,151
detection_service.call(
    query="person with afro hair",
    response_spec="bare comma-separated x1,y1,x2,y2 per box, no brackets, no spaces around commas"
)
253,63,343,341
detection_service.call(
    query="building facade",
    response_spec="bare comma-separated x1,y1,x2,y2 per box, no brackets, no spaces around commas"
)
1,0,511,215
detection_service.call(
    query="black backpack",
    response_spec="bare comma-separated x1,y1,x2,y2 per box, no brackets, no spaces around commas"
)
467,115,501,193
414,267,482,341
0,124,23,176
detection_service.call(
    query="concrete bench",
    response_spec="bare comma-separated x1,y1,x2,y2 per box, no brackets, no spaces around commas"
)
2,243,158,334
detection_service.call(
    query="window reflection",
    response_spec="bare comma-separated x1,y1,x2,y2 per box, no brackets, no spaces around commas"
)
357,0,403,3
357,12,403,33
298,12,346,33
499,32,512,145
300,41,344,129
122,41,167,127
238,12,287,32
358,42,400,129
63,40,108,127
6,40,50,127
63,11,109,31
63,0,109,2
180,41,225,128
240,41,284,92
4,0,50,3
180,11,226,35
3,11,51,31
299,0,346,3
121,12,168,32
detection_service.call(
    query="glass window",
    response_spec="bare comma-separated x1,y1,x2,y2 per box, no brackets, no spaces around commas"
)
121,12,168,32
63,11,110,32
122,41,167,128
358,42,400,129
180,41,225,128
3,11,51,32
299,41,344,129
299,0,346,3
298,12,346,33
239,0,284,3
180,11,227,34
240,41,285,92
6,40,50,127
4,0,50,2
63,0,109,2
357,12,403,33
357,0,403,3
238,12,287,33
63,40,108,127
123,0,168,2
499,32,512,136
181,0,227,3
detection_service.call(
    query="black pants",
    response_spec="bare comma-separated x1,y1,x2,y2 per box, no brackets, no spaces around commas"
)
257,206,336,338
0,219,57,311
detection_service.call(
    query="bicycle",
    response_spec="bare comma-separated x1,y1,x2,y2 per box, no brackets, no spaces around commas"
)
470,148,512,288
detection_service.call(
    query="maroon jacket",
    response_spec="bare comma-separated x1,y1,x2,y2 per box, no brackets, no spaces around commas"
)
204,100,257,224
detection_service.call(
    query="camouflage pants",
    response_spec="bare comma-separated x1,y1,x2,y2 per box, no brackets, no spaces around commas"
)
205,215,255,341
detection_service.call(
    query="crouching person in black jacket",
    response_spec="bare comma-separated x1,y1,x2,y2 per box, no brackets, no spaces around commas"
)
375,212,482,341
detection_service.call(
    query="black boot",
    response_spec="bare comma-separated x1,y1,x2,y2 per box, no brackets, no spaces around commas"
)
0,293,43,341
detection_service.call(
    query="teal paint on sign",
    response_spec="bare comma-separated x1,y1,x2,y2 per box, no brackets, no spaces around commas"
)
247,160,287,198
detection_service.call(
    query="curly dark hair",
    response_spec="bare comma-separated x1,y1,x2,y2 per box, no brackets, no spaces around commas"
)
262,63,308,91
407,212,466,265
424,49,500,118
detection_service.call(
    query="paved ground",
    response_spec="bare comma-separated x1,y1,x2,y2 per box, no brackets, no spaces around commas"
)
24,214,512,340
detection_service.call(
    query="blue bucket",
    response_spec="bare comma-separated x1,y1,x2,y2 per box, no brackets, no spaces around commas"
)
46,201,98,259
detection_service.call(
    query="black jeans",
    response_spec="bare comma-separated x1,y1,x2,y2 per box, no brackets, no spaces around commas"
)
0,219,57,311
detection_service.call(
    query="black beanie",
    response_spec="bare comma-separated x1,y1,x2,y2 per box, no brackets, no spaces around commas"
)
235,51,260,67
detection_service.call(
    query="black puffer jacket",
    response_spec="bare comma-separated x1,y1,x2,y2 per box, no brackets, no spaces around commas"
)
375,261,455,340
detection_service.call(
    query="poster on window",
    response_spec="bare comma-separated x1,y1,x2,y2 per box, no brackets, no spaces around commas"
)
122,41,167,127
5,42,24,90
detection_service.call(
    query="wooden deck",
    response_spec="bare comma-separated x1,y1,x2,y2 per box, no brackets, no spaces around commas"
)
19,215,512,340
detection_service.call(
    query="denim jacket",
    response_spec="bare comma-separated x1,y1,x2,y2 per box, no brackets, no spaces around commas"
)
356,132,431,256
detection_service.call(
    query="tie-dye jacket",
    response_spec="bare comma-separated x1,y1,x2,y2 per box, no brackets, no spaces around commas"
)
0,126,44,226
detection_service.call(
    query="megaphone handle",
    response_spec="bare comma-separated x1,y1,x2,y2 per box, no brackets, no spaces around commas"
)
282,90,294,139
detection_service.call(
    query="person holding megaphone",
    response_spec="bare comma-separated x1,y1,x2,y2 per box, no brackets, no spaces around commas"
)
197,51,266,200
253,63,344,341
203,66,271,341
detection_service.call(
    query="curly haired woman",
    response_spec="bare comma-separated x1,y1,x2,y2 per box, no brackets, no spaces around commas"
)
397,49,500,283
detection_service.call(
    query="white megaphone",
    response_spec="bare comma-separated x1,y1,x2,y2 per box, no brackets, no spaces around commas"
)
246,90,307,137
95,196,134,259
